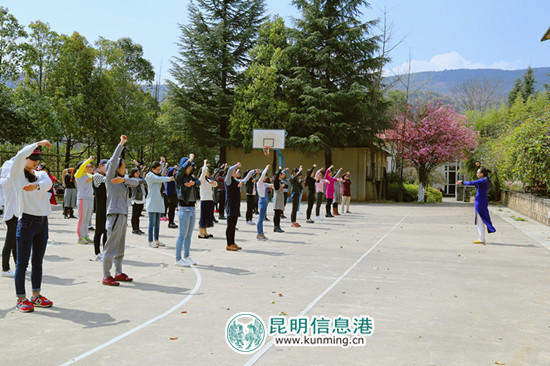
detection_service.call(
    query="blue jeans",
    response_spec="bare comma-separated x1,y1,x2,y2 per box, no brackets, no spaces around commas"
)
176,206,195,260
148,212,161,242
257,196,269,234
15,214,49,298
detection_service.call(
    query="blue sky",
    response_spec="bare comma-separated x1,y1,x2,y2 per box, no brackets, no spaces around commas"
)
2,0,549,81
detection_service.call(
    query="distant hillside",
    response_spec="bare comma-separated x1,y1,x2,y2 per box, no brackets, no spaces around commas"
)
386,67,550,98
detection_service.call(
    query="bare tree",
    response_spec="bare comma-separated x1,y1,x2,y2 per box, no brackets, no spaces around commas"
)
451,78,505,113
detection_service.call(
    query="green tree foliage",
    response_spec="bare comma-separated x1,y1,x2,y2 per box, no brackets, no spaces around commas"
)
0,6,27,84
168,0,266,163
507,67,537,105
284,0,387,165
230,16,290,151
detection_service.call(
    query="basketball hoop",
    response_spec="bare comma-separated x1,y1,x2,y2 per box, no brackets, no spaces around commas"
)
262,146,270,156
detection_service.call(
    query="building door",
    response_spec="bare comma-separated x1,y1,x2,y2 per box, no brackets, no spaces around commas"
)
444,162,459,196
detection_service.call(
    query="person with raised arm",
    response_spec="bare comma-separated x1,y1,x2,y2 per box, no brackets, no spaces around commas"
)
314,167,326,220
289,165,304,227
75,156,95,244
198,159,219,239
92,159,108,261
256,165,272,241
10,140,54,312
174,154,201,266
225,162,255,251
145,161,175,247
324,165,342,218
304,164,317,223
341,172,352,213
457,164,496,244
272,167,288,233
101,135,139,286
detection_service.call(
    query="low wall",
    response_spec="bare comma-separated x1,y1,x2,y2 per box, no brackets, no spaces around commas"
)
500,189,550,226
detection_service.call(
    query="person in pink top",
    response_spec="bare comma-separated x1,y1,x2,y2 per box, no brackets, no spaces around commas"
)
324,165,342,218
314,168,327,220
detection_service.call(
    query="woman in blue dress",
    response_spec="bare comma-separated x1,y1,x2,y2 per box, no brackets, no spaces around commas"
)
457,165,496,244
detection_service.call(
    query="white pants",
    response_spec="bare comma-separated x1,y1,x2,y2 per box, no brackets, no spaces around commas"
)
342,196,351,212
476,213,486,242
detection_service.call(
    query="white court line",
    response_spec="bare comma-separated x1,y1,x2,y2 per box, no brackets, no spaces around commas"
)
61,247,201,365
244,210,413,366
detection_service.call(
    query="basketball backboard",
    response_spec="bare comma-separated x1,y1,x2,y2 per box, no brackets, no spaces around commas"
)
252,129,286,149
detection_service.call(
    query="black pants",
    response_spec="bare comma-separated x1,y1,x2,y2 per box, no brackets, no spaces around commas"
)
291,193,300,222
94,209,107,255
167,194,178,224
2,216,18,271
218,191,226,218
326,198,333,215
316,192,324,216
274,210,283,228
306,191,316,219
246,195,255,221
226,216,238,245
131,203,143,231
283,192,288,208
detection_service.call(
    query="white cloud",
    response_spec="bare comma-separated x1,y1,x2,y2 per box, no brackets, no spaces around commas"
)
386,51,522,76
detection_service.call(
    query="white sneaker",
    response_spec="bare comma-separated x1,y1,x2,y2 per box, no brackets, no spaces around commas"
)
246,221,255,225
175,258,190,267
297,211,303,215
149,241,159,248
184,256,197,265
155,241,166,247
92,253,103,261
316,215,324,220
2,269,15,278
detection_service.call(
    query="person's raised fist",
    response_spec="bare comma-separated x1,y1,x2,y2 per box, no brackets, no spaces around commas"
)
37,140,51,148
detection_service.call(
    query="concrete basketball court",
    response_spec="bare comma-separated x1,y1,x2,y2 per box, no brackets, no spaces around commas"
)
1,199,550,366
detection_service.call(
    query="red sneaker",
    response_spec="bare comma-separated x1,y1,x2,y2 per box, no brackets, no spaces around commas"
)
291,222,301,228
30,295,53,308
114,273,133,282
102,276,120,286
16,298,34,313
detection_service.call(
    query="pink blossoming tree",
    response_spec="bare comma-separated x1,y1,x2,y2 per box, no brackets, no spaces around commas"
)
385,103,478,201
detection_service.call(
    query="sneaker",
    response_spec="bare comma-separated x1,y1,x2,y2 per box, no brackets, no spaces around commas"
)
297,211,303,215
247,221,255,225
138,230,146,235
291,222,301,228
325,213,334,218
132,230,141,235
168,223,178,229
16,298,34,312
316,216,324,220
155,241,166,247
306,219,315,223
47,240,58,245
114,273,133,282
184,257,197,265
160,217,169,221
259,234,268,241
102,276,120,286
175,258,190,267
85,237,93,243
2,269,15,277
88,226,95,231
149,241,159,248
77,238,89,245
30,295,53,308
92,253,103,261
256,234,264,241
226,245,238,251
274,227,285,233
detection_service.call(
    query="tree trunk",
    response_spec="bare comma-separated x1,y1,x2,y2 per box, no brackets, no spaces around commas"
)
64,137,72,169
324,150,332,170
417,165,429,202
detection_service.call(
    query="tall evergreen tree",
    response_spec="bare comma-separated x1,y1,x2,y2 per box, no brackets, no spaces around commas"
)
285,0,387,166
507,77,523,106
168,0,266,162
521,66,536,101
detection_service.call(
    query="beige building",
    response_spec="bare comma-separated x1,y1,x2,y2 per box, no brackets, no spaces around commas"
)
226,146,390,201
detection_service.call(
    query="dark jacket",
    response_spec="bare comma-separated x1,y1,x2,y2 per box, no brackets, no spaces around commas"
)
176,158,201,206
